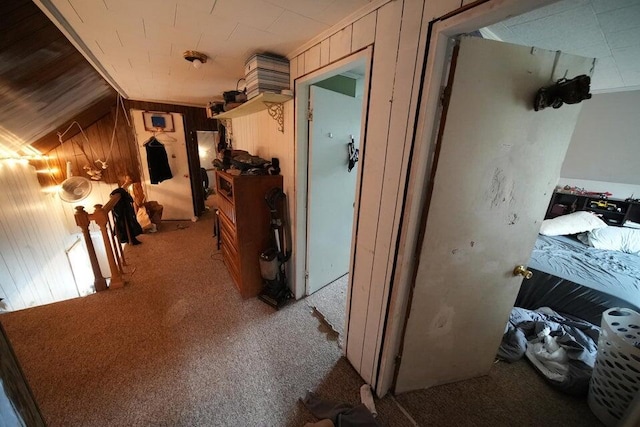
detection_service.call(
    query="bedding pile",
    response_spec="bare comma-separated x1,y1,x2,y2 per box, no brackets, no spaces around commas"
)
499,307,600,395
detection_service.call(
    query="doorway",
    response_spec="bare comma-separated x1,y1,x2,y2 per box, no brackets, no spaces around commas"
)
195,130,219,202
306,76,364,296
295,48,372,344
132,110,194,221
304,73,365,338
378,0,604,397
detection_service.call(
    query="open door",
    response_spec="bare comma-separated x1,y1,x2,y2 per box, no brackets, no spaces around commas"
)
306,85,363,295
395,37,594,392
132,110,194,221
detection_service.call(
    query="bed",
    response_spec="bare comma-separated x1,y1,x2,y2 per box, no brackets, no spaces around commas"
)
515,234,640,325
502,234,639,395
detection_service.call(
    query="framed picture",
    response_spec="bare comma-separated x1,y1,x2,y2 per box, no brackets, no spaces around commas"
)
143,111,175,132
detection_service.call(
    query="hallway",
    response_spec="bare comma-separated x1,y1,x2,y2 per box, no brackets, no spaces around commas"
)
0,211,390,425
0,211,601,426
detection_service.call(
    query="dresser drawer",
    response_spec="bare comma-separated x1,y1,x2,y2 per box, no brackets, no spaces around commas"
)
222,242,241,288
217,194,236,224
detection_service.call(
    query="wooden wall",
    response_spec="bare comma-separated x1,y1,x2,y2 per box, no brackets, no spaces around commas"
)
285,0,442,388
231,101,295,264
37,105,140,188
32,99,216,218
277,0,476,393
0,162,80,311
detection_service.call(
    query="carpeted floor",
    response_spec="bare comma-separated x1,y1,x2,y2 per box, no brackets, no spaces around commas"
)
0,210,603,426
304,275,348,339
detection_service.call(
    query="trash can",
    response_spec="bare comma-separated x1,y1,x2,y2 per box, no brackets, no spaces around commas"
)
588,308,640,427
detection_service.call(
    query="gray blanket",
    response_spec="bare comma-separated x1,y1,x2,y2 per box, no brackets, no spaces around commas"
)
498,307,600,395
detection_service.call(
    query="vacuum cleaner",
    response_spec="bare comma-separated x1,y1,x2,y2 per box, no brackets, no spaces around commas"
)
258,187,292,309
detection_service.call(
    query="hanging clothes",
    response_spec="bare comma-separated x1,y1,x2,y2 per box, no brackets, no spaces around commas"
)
144,136,173,184
110,188,143,244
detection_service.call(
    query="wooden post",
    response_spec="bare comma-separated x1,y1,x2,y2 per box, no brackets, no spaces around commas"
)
93,204,125,289
74,206,107,292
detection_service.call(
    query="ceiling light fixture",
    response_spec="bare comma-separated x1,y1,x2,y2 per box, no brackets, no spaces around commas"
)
184,50,207,69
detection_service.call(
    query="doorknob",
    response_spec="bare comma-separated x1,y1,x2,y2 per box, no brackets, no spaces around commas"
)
513,265,533,279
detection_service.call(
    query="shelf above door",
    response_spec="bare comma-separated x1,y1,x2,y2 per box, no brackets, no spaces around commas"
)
211,92,292,133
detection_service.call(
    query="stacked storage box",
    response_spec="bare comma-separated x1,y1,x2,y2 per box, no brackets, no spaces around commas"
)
244,54,290,100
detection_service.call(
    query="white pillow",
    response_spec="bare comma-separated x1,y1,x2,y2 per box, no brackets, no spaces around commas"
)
539,211,607,236
586,227,640,255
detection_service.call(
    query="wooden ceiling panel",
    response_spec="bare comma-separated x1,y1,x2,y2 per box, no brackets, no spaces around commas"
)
0,0,116,153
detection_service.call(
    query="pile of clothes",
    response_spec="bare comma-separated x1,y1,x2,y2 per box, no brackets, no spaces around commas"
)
499,307,600,395
302,385,379,427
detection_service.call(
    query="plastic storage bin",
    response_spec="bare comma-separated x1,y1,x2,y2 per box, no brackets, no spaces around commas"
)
588,308,640,426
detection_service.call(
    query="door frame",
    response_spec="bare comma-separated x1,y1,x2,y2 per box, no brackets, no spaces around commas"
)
293,47,373,300
293,48,373,355
376,0,562,397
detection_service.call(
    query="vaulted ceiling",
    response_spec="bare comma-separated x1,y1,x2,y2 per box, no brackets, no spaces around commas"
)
0,0,116,154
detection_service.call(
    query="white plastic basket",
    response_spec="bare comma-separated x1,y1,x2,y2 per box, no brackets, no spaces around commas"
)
588,308,640,426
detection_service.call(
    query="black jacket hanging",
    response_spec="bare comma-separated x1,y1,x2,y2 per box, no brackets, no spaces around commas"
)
144,137,173,184
110,188,143,244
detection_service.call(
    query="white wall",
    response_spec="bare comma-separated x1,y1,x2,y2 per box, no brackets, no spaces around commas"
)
560,90,640,194
0,161,86,311
287,0,457,387
231,102,294,202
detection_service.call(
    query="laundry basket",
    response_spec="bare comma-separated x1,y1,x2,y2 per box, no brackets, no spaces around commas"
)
588,308,640,426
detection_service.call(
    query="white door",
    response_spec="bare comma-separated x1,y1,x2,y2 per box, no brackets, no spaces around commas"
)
307,85,363,295
396,37,594,392
132,110,194,220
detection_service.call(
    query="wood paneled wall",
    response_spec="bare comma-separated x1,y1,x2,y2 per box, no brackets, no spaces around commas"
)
231,102,295,278
0,162,80,311
37,105,140,188
124,100,217,216
231,103,294,214
283,0,464,392
286,0,433,388
0,0,114,153
33,99,216,217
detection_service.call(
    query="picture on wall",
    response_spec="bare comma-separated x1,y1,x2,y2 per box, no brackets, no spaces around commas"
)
143,111,175,132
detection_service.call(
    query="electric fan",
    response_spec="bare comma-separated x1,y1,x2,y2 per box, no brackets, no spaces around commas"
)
59,161,92,203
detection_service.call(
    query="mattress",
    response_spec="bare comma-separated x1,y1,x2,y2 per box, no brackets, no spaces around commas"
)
515,235,640,324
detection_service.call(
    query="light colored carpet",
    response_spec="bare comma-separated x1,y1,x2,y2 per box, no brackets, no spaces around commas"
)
0,210,604,426
304,275,348,338
0,211,407,426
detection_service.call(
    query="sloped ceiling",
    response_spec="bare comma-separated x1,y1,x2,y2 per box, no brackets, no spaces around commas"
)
34,0,372,106
0,0,116,154
482,0,640,93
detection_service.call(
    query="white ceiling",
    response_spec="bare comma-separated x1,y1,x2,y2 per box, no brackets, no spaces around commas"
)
482,0,640,93
36,0,371,106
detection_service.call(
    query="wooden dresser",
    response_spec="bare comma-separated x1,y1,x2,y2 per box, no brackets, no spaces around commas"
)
215,171,283,298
